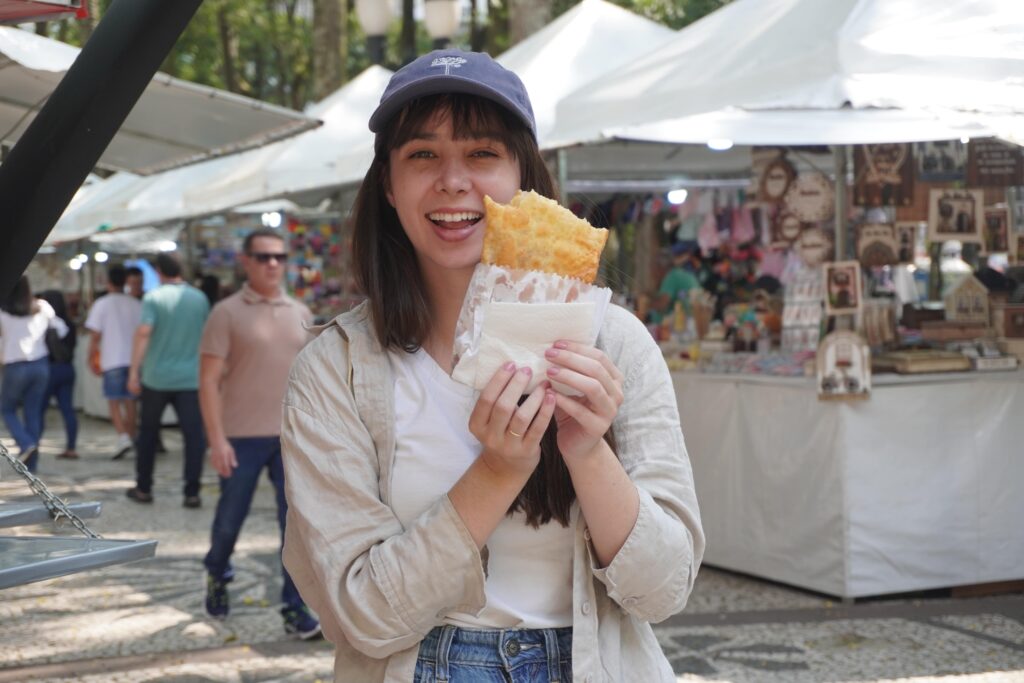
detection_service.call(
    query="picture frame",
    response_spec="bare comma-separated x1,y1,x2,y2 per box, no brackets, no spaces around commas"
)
854,143,914,206
983,206,1010,254
914,140,967,182
823,260,863,316
894,221,923,263
856,223,899,267
928,189,984,245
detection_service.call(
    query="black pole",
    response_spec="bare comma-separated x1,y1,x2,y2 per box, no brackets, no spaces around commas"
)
0,0,205,299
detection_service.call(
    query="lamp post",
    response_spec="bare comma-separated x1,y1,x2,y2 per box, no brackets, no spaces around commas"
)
424,0,461,50
355,0,393,65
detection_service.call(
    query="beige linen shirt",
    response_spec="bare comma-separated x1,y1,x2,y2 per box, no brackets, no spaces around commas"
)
281,301,704,683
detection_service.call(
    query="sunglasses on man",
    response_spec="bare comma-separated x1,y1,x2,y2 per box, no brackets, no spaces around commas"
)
248,252,287,264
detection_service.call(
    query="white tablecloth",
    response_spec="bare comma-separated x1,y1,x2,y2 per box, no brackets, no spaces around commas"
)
674,370,1024,598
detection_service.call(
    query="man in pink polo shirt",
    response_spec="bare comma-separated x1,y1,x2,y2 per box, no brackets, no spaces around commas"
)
197,228,321,640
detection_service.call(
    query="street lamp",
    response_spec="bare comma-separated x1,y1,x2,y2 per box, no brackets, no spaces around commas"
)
355,0,394,65
424,0,461,50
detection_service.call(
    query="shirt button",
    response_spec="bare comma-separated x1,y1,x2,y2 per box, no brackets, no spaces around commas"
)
505,639,520,657
583,527,591,541
581,600,591,615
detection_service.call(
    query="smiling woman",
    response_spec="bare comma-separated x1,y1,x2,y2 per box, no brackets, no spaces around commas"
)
279,49,704,683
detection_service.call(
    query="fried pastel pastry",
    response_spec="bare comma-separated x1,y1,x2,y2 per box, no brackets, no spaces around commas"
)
482,190,609,284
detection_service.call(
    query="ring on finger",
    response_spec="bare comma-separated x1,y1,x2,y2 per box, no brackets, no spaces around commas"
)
507,428,523,438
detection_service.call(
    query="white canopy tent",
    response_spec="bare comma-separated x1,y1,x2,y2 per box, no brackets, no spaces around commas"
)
547,0,1024,148
496,0,674,147
0,25,317,174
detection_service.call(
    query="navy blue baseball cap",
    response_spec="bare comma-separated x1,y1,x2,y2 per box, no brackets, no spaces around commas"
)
369,49,537,139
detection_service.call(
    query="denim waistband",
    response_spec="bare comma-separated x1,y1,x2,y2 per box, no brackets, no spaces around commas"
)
418,625,572,682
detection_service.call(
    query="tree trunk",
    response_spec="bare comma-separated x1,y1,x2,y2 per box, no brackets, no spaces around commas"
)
312,0,346,100
508,0,552,46
216,6,240,93
400,0,416,65
80,0,102,42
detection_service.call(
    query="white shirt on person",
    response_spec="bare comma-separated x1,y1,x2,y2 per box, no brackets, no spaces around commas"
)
387,346,574,629
0,299,68,364
84,292,142,371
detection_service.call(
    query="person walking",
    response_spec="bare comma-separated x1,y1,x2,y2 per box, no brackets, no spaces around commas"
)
198,227,320,639
279,51,704,682
127,253,210,507
1,276,69,472
85,264,142,460
37,290,78,460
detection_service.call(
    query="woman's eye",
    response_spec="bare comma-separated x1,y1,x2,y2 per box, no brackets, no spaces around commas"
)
409,150,435,159
471,149,499,158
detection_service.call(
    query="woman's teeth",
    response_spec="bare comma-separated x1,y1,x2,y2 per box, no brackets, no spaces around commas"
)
428,212,482,224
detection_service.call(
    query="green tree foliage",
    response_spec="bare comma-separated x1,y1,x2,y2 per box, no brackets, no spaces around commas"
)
552,0,731,29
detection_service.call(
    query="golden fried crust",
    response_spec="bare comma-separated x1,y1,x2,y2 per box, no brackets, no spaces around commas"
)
481,191,609,283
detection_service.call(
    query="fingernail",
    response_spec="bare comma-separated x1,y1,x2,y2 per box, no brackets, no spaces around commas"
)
545,390,556,404
503,361,515,371
519,366,532,376
544,348,559,358
554,340,569,349
547,367,560,376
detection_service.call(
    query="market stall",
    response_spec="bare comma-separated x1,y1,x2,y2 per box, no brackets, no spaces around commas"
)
675,369,1024,599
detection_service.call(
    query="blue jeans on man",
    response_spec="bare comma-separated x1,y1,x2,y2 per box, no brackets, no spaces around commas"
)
1,358,49,472
203,436,303,610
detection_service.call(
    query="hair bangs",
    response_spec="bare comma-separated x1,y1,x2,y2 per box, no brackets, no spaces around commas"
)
380,94,525,160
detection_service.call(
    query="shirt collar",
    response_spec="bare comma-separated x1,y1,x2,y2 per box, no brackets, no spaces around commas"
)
241,283,288,306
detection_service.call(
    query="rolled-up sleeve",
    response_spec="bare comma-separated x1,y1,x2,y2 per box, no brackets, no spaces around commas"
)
280,332,486,659
589,310,704,623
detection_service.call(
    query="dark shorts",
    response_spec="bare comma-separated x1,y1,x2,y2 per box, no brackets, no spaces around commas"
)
102,366,133,400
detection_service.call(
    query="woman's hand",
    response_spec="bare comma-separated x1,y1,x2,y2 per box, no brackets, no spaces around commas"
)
468,362,556,479
544,341,624,460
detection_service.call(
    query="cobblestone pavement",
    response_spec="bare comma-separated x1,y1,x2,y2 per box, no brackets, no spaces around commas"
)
2,413,1023,682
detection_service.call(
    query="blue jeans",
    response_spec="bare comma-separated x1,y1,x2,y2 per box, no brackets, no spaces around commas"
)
415,626,573,682
136,385,205,496
1,358,50,472
202,436,303,610
40,361,77,451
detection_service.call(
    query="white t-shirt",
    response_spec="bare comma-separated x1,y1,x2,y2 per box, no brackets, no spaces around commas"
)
388,347,574,629
0,300,68,364
84,293,142,371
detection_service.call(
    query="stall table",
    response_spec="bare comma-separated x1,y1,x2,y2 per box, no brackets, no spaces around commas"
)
674,369,1024,599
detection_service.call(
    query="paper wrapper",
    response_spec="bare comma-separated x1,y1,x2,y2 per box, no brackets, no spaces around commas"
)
451,263,612,394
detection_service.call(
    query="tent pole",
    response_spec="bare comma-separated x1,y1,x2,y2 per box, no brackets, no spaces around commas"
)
557,149,569,207
833,145,848,261
0,0,205,299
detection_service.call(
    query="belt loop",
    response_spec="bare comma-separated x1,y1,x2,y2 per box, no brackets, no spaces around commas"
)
542,628,561,683
435,625,457,682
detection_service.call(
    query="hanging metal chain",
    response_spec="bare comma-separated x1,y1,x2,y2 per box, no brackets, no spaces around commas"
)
0,443,101,539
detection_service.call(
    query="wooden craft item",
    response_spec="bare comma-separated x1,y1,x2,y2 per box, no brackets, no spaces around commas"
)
817,330,871,399
894,221,921,263
784,171,835,222
982,207,1010,254
967,139,1024,187
991,303,1024,338
919,320,990,342
914,140,967,182
872,350,971,374
822,260,862,316
758,155,797,202
854,143,914,206
944,274,990,324
857,223,899,267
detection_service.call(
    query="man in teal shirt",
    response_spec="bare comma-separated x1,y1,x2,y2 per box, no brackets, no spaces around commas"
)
655,241,701,322
127,252,210,508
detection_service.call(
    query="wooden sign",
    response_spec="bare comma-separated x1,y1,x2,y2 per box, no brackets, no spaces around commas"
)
757,153,797,203
856,223,899,267
894,221,922,263
944,275,989,324
854,143,914,206
928,189,984,245
967,139,1024,187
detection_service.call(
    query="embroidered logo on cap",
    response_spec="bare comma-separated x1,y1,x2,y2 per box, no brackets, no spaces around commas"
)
431,56,467,76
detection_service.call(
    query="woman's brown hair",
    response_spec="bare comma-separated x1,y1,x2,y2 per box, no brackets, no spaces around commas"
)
352,93,603,528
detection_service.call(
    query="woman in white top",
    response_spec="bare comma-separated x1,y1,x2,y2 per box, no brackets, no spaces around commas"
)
281,51,703,682
1,276,69,472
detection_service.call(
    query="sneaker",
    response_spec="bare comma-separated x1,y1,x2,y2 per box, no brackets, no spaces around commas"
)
282,606,322,641
112,434,133,461
205,576,230,619
18,446,38,465
125,487,153,503
183,495,202,509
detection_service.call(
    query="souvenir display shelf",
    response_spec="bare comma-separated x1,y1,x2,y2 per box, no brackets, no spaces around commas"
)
672,369,1024,599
